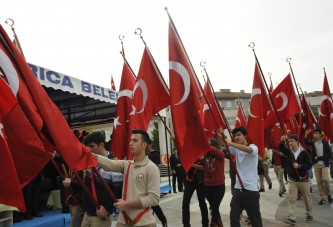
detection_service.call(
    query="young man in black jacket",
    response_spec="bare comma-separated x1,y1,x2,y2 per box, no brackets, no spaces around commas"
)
279,134,313,225
81,132,114,227
305,128,333,205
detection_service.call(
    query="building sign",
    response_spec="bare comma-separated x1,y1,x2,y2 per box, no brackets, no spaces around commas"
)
29,63,118,104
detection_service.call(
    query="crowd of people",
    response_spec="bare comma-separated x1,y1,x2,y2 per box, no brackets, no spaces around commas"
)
12,126,333,227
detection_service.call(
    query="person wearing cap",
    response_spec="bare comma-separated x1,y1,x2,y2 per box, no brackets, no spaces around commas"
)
305,128,333,205
93,129,160,227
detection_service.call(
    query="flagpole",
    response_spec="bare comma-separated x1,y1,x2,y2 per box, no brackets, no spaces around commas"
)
166,8,244,189
249,42,286,135
239,99,247,124
5,18,25,59
93,167,132,223
200,61,233,137
286,58,302,105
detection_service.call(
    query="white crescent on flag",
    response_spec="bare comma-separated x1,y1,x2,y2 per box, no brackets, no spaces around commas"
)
169,61,190,105
132,79,148,114
0,49,19,96
249,88,261,118
276,92,288,111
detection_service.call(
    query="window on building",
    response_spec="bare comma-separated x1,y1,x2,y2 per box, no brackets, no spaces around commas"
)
235,100,242,107
226,101,232,108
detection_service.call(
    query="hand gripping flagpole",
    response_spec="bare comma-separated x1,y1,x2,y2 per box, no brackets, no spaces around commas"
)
5,18,25,59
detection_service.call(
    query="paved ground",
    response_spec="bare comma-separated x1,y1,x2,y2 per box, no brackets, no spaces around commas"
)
111,164,333,227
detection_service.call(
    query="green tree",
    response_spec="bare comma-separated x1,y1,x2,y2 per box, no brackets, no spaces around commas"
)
151,121,160,151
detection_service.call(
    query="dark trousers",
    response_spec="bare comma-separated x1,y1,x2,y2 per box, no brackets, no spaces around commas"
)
23,180,42,215
230,189,263,227
182,180,208,227
152,205,167,224
205,185,225,223
172,169,184,192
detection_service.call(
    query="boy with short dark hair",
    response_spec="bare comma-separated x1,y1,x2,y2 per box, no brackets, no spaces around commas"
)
279,134,313,225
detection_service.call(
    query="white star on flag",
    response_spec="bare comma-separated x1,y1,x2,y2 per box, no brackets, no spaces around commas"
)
303,123,307,129
113,116,122,130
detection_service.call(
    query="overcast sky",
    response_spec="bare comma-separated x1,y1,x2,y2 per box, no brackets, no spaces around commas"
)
2,0,333,93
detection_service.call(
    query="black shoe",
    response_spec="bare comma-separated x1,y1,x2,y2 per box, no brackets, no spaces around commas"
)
279,193,282,197
319,199,326,205
269,183,272,190
328,195,333,204
259,189,265,192
305,214,313,223
32,213,44,218
284,218,296,225
162,222,168,227
24,214,33,220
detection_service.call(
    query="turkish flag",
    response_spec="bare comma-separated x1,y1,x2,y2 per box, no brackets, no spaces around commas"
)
247,64,271,157
234,105,247,128
111,75,116,91
168,21,211,172
0,24,97,171
0,77,51,188
201,83,218,138
318,74,333,141
131,47,170,130
111,62,136,159
299,94,317,148
264,74,301,128
0,79,25,212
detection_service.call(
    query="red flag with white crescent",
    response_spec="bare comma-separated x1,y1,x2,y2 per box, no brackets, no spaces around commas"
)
234,105,247,128
111,62,136,159
318,73,333,141
131,47,170,130
247,64,271,157
264,74,301,128
201,83,217,138
168,21,211,172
